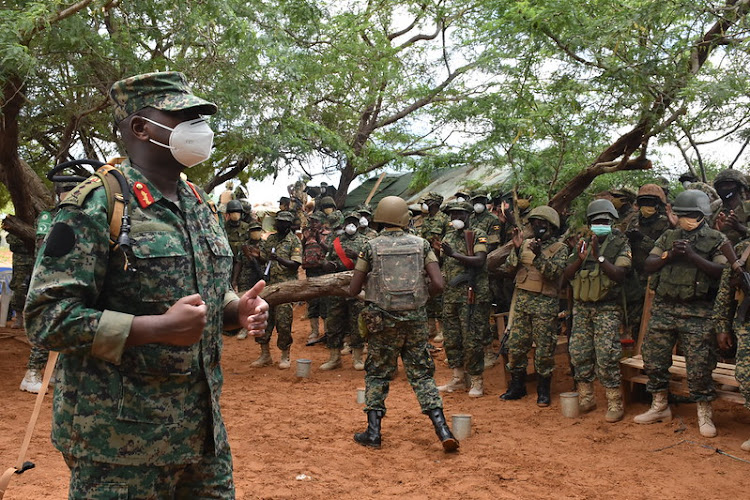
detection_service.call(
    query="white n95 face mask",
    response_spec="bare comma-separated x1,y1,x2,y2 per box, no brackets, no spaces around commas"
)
359,216,369,227
473,203,486,214
143,116,214,168
345,224,358,235
451,219,465,230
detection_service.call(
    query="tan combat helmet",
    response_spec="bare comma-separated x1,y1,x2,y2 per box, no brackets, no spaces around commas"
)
373,196,410,228
527,205,560,229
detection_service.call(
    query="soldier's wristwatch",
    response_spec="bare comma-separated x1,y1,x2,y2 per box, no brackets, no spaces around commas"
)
597,255,605,263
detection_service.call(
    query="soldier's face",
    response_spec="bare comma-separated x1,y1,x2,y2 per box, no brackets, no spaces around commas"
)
275,221,291,234
228,212,241,221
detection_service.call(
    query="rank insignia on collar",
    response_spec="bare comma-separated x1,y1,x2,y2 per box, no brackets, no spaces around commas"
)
134,182,155,208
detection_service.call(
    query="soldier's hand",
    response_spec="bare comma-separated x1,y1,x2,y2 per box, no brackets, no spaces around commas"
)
161,294,208,346
672,239,690,258
238,280,269,336
576,239,588,261
626,228,643,242
715,211,727,231
590,236,599,258
441,242,454,257
717,331,734,351
529,238,541,255
344,248,358,260
511,227,524,248
247,246,260,258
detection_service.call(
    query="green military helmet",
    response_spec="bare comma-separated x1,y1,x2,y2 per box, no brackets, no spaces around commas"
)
226,200,243,213
275,210,295,222
609,186,637,201
319,196,336,208
444,201,473,213
527,205,560,229
586,199,619,221
713,168,749,188
373,196,410,228
671,189,712,216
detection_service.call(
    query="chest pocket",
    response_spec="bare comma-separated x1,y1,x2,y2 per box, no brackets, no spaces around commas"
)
206,234,234,282
132,231,191,303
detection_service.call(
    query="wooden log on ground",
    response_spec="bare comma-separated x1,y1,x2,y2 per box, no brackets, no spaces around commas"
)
259,271,355,306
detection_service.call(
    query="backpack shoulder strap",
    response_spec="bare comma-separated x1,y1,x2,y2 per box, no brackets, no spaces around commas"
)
95,162,127,247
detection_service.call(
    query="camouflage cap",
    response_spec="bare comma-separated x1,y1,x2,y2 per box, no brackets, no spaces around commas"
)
444,201,473,213
248,221,263,231
422,191,444,205
343,210,360,221
319,196,336,208
356,204,372,215
109,71,217,122
275,210,294,222
470,190,489,201
609,186,637,200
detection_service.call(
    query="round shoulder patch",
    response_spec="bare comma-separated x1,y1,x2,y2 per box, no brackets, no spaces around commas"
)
44,223,76,257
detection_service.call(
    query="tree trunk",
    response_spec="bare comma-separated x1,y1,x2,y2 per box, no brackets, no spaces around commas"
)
259,271,355,306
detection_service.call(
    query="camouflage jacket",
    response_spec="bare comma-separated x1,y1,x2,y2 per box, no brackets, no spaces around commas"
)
261,230,302,285
235,240,263,291
625,212,670,278
325,231,368,271
441,228,490,304
25,159,238,466
469,210,501,245
502,237,568,295
420,212,450,245
713,237,750,333
224,219,250,258
355,228,437,321
321,209,344,229
712,200,750,246
358,226,379,240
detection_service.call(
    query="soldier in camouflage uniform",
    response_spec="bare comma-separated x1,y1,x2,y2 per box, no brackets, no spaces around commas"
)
24,72,269,499
623,184,672,340
317,212,368,370
356,205,378,240
437,201,491,398
714,238,750,451
301,213,330,344
712,169,750,246
610,186,638,233
252,210,302,369
635,190,728,438
348,196,458,452
7,233,34,329
498,206,568,407
318,195,343,230
224,199,250,263
232,221,265,340
563,199,632,422
419,192,450,343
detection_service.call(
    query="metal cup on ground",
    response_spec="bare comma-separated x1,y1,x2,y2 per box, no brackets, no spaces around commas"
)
356,387,366,404
451,414,472,440
296,359,312,378
559,392,580,418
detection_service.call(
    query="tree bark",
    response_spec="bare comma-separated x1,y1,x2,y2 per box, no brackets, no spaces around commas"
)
259,271,355,306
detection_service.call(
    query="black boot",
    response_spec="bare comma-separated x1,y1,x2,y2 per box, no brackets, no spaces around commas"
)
499,371,527,400
427,408,459,452
536,376,551,407
354,410,383,448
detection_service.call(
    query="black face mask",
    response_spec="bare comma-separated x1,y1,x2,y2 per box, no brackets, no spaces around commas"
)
533,226,548,239
717,188,735,201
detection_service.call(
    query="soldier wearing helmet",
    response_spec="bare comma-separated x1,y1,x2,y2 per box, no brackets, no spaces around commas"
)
348,196,458,452
419,192,450,343
623,183,672,339
317,196,343,230
498,205,568,407
232,221,265,340
635,190,729,438
563,199,632,423
609,186,638,232
436,201,491,398
225,199,250,262
251,210,302,370
713,168,750,245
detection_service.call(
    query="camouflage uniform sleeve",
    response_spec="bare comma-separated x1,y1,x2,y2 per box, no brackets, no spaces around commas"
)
473,230,488,254
613,239,632,269
650,231,669,256
498,242,520,275
535,241,569,282
712,267,735,334
25,189,134,364
290,234,303,264
486,216,501,245
423,239,438,265
354,242,372,273
710,232,729,265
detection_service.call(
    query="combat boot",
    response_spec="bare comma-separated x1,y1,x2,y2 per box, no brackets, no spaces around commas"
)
499,371,527,400
236,328,248,340
426,408,459,452
250,343,273,367
19,369,42,394
633,391,672,424
577,381,597,413
483,345,497,369
438,368,466,392
697,401,717,437
428,317,438,338
604,387,624,423
432,320,444,343
278,349,291,370
341,340,352,355
352,347,365,371
320,348,342,370
468,375,484,398
307,318,320,343
354,410,384,448
11,314,23,329
536,376,551,407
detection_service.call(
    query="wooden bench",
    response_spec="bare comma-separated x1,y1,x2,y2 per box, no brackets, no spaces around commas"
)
620,354,745,405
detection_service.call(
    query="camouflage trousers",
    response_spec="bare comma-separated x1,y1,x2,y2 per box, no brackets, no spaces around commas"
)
325,297,364,350
10,257,33,315
735,325,750,410
569,301,623,388
364,317,443,414
506,290,559,378
426,295,443,319
306,296,328,319
63,449,233,499
642,298,716,401
442,302,489,376
27,344,49,371
257,303,293,350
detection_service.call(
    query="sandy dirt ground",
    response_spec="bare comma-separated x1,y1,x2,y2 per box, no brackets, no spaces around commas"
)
1,305,750,499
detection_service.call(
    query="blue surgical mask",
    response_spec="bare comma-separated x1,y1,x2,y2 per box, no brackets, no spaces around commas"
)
590,224,612,236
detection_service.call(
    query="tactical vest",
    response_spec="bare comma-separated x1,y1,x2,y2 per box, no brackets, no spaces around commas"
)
515,240,564,297
653,227,724,301
365,233,429,311
571,232,628,303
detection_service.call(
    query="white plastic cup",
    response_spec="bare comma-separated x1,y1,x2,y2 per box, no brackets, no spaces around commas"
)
356,387,366,404
451,414,472,440
560,392,580,418
296,359,312,378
